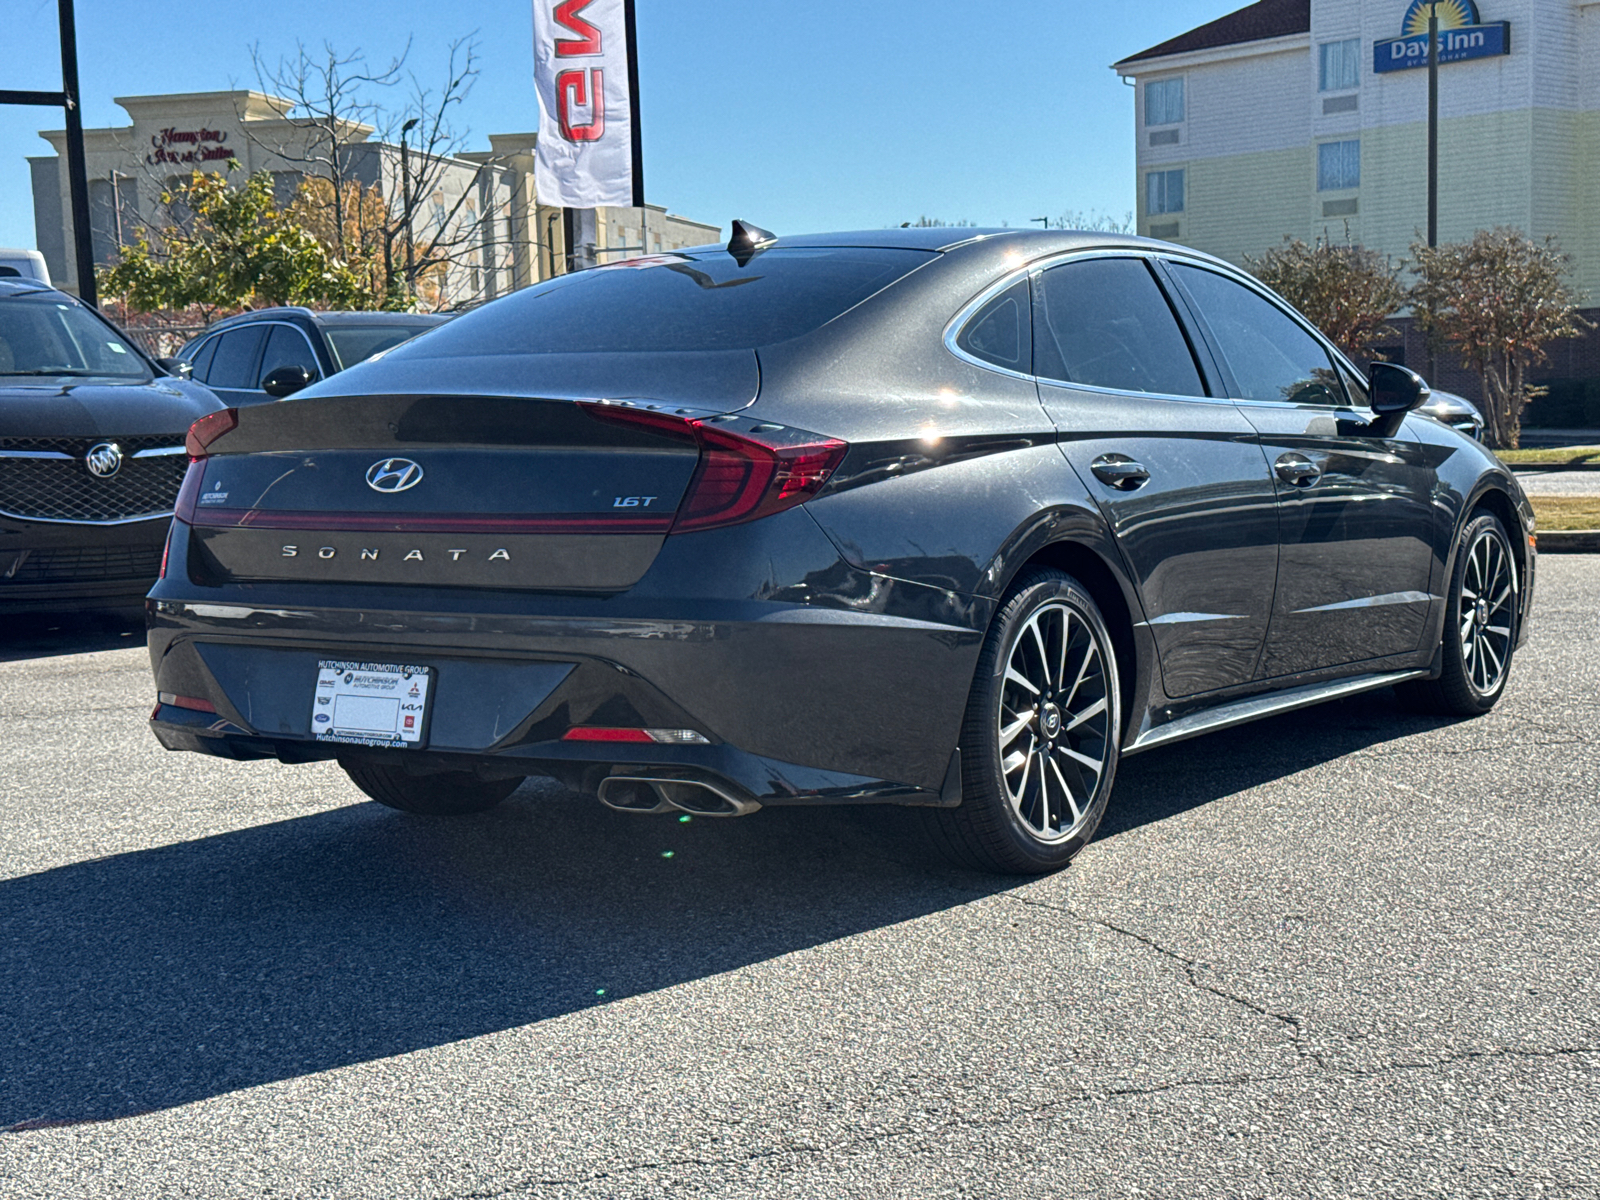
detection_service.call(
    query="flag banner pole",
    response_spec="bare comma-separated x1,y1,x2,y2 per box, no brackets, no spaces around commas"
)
533,0,643,214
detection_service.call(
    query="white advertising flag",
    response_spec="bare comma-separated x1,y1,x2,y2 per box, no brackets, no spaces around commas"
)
533,0,643,208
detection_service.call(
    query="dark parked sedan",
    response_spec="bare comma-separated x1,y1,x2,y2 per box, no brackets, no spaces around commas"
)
177,309,449,407
0,278,221,614
147,228,1534,873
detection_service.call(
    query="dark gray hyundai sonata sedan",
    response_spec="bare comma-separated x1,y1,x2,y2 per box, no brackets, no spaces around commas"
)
146,227,1534,874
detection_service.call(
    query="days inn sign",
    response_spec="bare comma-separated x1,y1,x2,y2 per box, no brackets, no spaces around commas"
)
1374,0,1511,72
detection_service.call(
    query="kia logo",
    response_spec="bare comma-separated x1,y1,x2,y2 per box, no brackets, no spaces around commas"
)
366,458,424,493
85,442,123,478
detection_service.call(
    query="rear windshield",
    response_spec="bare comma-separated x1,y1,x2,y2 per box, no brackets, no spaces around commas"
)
325,324,438,370
392,247,935,356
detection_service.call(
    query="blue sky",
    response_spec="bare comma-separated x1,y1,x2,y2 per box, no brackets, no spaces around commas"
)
1,0,1231,250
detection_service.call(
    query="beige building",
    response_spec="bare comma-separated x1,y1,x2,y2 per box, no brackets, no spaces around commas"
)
1113,0,1600,406
29,90,719,305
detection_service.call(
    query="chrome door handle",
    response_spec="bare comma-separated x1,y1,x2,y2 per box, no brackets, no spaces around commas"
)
1275,453,1322,487
1090,454,1150,490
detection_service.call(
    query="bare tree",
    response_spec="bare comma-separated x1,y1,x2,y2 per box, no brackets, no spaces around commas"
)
1049,210,1135,234
250,40,407,264
250,36,509,308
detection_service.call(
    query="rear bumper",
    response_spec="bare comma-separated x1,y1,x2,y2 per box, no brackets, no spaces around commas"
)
146,511,990,800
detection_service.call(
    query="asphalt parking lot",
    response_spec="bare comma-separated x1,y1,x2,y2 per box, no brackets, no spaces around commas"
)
1,561,1596,1199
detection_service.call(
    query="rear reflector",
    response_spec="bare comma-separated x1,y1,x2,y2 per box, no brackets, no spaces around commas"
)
186,408,239,459
158,692,216,713
582,403,846,533
563,727,711,744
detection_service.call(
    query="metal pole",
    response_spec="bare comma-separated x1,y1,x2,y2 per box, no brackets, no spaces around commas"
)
58,0,97,306
562,207,577,273
1426,3,1440,383
1427,5,1439,249
623,0,645,210
400,124,416,291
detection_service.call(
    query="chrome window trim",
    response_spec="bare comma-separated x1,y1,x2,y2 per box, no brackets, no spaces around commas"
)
942,245,1377,416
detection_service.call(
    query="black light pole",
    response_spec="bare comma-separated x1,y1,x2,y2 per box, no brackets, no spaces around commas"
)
0,0,97,304
400,117,418,290
1426,2,1440,381
1427,3,1439,249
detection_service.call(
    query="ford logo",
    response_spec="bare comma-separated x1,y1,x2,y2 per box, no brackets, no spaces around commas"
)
85,442,123,478
366,457,424,493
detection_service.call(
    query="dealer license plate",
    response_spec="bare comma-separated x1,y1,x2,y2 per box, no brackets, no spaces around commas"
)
312,660,433,747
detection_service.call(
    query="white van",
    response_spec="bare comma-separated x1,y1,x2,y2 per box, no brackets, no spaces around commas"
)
0,248,50,285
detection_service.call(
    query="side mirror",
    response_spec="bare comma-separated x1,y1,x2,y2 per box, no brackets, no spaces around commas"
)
1368,362,1430,415
156,356,192,380
1366,362,1430,436
261,364,314,398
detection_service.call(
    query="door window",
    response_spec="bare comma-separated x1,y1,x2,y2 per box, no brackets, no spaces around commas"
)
186,335,219,383
1167,264,1343,406
206,326,268,390
1033,257,1206,397
257,324,321,385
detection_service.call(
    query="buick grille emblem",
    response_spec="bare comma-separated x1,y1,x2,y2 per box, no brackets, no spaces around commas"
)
85,442,123,478
366,458,424,493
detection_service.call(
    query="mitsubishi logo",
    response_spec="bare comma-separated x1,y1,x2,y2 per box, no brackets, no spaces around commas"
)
85,442,123,478
365,457,424,493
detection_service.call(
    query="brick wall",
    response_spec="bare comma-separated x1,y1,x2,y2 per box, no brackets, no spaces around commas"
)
1363,306,1600,426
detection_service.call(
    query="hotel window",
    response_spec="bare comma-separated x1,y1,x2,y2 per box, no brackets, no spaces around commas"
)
1317,140,1360,190
1319,39,1360,91
1145,78,1184,126
1147,169,1185,215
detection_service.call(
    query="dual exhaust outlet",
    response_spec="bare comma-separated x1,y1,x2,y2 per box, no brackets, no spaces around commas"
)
597,775,762,819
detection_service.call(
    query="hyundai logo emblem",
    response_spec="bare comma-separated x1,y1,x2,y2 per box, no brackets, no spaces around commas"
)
85,442,123,478
366,457,424,493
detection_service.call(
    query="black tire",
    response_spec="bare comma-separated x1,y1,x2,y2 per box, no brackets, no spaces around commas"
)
342,760,524,815
1396,511,1519,717
924,569,1122,875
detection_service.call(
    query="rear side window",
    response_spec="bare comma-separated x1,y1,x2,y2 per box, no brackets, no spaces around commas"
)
207,326,267,390
389,248,935,356
257,324,321,384
1167,264,1342,406
955,279,1030,373
324,325,432,370
1032,257,1206,397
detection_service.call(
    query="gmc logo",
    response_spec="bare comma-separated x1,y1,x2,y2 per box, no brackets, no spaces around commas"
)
554,0,605,143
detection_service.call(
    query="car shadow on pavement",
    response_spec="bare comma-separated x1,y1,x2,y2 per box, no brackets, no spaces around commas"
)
0,788,999,1131
0,610,146,664
0,687,1455,1132
1098,687,1458,840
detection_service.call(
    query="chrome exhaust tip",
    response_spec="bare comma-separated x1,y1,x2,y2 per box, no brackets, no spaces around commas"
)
596,777,674,814
596,775,761,818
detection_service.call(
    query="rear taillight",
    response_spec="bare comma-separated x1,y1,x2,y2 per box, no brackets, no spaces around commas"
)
173,460,204,523
158,525,172,579
583,404,847,533
186,407,238,458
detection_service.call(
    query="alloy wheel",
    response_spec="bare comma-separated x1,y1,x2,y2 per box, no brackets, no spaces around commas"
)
1459,528,1515,696
995,601,1113,844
